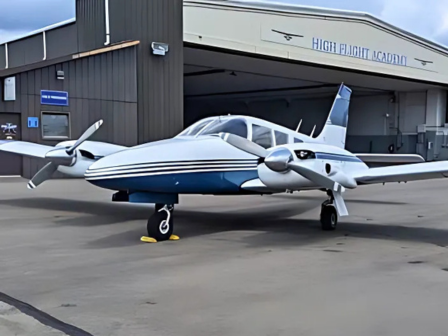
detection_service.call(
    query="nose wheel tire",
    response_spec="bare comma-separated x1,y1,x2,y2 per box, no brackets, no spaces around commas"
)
147,210,174,241
320,204,337,231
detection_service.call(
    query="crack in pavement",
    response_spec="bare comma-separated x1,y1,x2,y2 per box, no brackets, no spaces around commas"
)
0,292,94,336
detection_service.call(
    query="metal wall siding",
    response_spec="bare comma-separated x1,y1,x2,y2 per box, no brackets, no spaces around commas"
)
9,35,44,68
46,24,78,59
76,0,106,52
0,45,5,69
0,47,138,178
108,0,184,143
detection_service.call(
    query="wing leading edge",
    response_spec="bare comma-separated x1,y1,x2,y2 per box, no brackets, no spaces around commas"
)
0,141,54,159
355,153,425,164
353,161,448,185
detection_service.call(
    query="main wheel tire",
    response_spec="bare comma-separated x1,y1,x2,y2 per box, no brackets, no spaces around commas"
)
147,211,174,241
320,205,337,231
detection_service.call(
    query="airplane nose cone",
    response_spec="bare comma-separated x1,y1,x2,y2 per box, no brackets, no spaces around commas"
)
84,136,259,193
264,148,293,173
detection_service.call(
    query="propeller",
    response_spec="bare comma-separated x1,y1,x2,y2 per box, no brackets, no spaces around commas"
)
27,120,103,189
219,132,356,216
287,162,350,216
218,132,267,158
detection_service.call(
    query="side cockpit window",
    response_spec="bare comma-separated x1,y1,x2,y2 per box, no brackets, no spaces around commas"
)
252,124,273,149
274,131,288,145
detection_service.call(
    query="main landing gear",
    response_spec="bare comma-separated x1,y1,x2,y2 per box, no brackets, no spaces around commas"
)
320,190,338,231
141,204,179,243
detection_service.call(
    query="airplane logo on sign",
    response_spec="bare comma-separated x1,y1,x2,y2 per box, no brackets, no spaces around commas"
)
1,123,17,139
271,29,304,41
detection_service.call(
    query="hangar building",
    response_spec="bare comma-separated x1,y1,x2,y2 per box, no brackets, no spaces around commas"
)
0,0,447,178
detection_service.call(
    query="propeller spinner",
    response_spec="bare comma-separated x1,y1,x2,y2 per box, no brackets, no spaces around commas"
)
27,120,104,189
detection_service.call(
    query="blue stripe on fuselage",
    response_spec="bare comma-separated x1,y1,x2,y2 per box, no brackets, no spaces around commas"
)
88,170,259,194
315,152,362,163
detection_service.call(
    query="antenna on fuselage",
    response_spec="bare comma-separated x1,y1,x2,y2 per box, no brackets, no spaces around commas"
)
310,125,316,138
295,119,302,132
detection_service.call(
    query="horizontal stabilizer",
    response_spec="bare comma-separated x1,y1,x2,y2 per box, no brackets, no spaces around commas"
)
0,141,54,159
354,161,448,184
355,153,425,164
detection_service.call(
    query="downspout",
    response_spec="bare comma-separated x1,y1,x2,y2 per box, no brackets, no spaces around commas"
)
104,0,110,45
5,43,8,69
42,31,47,60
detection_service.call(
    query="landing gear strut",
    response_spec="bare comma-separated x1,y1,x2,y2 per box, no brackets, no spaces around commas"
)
146,204,175,241
320,190,337,231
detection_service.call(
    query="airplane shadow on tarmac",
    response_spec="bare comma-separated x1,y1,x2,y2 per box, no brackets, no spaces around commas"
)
0,196,447,249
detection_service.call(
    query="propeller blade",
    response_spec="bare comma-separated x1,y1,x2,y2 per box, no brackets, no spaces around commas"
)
332,184,349,216
288,162,349,216
218,132,267,158
27,162,58,189
66,120,103,155
288,161,336,190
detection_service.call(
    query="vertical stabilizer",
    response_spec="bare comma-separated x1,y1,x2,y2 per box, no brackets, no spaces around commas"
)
315,83,352,148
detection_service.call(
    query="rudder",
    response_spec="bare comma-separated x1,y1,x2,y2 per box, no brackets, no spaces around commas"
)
315,83,352,148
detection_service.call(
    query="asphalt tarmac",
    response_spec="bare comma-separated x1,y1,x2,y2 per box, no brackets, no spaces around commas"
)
1,177,448,336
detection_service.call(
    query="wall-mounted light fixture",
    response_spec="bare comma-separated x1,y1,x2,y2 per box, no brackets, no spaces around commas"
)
151,42,169,56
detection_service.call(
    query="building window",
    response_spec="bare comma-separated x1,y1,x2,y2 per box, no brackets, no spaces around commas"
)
41,112,70,139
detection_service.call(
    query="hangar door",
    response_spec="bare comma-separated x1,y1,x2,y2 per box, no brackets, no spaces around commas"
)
346,94,396,153
0,113,22,176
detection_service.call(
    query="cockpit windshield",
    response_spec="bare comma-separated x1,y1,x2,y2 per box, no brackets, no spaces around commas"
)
178,119,214,136
198,118,248,138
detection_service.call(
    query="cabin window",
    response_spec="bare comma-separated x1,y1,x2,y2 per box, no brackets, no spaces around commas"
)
41,111,70,139
275,131,288,145
294,138,304,143
252,124,273,149
199,118,248,138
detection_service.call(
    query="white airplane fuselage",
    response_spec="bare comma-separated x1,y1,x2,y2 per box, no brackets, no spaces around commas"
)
84,135,262,194
84,135,369,195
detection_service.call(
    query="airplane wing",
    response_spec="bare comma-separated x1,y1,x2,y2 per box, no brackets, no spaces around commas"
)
0,141,54,159
353,161,448,185
355,153,425,164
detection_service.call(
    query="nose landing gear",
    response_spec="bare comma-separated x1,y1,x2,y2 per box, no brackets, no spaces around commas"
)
320,190,337,231
141,204,179,243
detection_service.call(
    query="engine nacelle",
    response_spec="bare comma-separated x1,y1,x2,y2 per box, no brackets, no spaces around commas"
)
257,161,318,190
57,153,96,177
54,141,127,178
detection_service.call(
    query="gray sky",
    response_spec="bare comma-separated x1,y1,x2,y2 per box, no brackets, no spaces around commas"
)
0,0,447,46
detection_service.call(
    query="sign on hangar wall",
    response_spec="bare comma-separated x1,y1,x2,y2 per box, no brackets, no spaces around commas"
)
40,90,69,106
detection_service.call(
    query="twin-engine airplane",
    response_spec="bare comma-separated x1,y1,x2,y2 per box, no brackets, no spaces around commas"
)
1,83,448,242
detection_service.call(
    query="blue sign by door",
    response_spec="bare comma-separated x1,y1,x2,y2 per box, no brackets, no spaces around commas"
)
40,90,69,106
28,117,39,128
